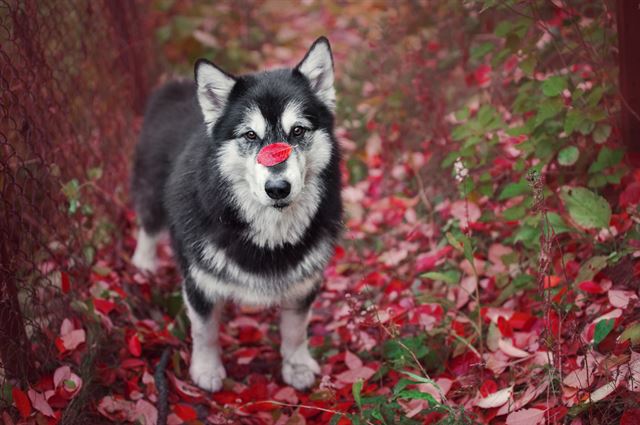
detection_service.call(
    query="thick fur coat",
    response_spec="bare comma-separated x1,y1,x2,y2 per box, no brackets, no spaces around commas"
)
130,37,342,391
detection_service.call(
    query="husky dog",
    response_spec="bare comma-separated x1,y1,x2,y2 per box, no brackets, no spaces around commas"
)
130,37,342,391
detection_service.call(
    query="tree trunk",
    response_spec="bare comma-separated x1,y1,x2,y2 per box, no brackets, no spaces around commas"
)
0,271,36,383
617,0,640,166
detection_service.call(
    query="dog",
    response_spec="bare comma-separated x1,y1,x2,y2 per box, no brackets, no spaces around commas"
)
130,37,342,392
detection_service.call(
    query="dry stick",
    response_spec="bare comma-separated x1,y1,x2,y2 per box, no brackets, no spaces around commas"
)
462,178,484,371
155,348,171,425
412,163,433,213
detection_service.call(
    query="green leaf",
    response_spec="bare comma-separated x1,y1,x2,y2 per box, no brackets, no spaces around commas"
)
329,414,344,425
471,42,495,61
87,167,103,180
557,146,579,166
398,370,437,386
593,124,611,144
62,179,80,200
397,390,438,405
574,256,608,284
559,186,611,229
535,99,563,126
394,378,417,394
519,56,536,76
502,202,527,221
347,157,368,185
446,232,464,252
593,318,615,345
618,323,640,345
155,25,172,43
495,21,513,37
451,125,470,141
353,379,363,409
498,181,529,200
459,233,475,266
564,109,583,135
542,76,567,97
589,147,623,174
586,86,605,106
421,270,461,285
383,337,429,363
455,107,470,121
544,212,572,235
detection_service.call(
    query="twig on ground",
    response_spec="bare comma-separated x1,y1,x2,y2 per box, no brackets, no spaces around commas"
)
155,347,171,425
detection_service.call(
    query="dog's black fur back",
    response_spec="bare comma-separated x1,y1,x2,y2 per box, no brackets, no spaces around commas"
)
131,81,203,234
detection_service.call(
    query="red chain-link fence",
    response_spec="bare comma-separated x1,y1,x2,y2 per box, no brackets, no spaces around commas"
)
1,0,155,409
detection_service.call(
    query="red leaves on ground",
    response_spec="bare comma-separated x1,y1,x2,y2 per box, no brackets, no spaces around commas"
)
621,409,640,425
128,333,142,357
12,387,31,419
93,298,116,315
60,272,71,294
256,142,292,166
578,280,606,294
174,403,198,421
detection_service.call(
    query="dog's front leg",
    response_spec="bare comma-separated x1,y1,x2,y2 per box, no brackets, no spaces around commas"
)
280,290,321,390
184,279,226,392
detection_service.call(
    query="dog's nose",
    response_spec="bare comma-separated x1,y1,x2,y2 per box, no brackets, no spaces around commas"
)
265,179,291,200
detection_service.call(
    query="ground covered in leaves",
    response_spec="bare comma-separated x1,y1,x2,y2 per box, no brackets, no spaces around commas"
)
6,1,640,424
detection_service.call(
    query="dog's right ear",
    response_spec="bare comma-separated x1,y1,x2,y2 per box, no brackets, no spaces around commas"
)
195,59,236,131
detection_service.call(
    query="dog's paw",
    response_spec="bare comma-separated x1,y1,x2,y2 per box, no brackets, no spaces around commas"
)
282,348,320,390
190,359,226,393
131,249,157,272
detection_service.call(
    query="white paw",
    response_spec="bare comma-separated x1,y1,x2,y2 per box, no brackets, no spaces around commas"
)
132,229,158,272
132,250,157,272
282,347,320,390
190,358,227,393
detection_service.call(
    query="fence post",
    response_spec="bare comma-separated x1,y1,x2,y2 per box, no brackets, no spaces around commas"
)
0,270,36,383
617,0,640,165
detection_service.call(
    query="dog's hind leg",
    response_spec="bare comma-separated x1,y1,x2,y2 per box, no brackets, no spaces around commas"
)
183,278,227,392
132,229,159,272
131,160,167,272
280,287,321,390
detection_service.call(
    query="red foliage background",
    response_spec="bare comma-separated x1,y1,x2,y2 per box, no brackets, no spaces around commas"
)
1,1,639,424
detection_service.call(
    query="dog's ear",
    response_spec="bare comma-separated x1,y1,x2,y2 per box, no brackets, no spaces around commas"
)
194,59,236,130
295,37,335,111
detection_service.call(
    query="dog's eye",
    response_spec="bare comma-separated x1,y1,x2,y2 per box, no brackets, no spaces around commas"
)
291,126,306,137
245,131,257,141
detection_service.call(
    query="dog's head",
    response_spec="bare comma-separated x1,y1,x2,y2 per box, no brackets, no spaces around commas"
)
194,37,336,211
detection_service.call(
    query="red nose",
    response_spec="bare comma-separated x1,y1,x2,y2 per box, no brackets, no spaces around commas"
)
256,143,292,166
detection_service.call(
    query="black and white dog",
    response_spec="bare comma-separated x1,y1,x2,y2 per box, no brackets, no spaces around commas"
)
130,37,342,391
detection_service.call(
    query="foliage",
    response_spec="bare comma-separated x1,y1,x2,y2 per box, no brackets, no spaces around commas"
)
8,1,640,424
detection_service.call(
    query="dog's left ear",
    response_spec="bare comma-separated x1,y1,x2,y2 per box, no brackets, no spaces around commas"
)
295,37,335,111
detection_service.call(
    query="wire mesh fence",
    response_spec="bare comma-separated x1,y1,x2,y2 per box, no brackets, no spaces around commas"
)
0,0,154,410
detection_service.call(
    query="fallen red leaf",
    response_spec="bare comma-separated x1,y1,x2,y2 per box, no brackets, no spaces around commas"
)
128,334,142,357
497,316,513,337
12,387,31,419
174,404,198,421
621,408,640,425
93,298,116,315
480,379,498,397
60,272,70,294
543,275,561,289
256,142,292,166
578,280,605,294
